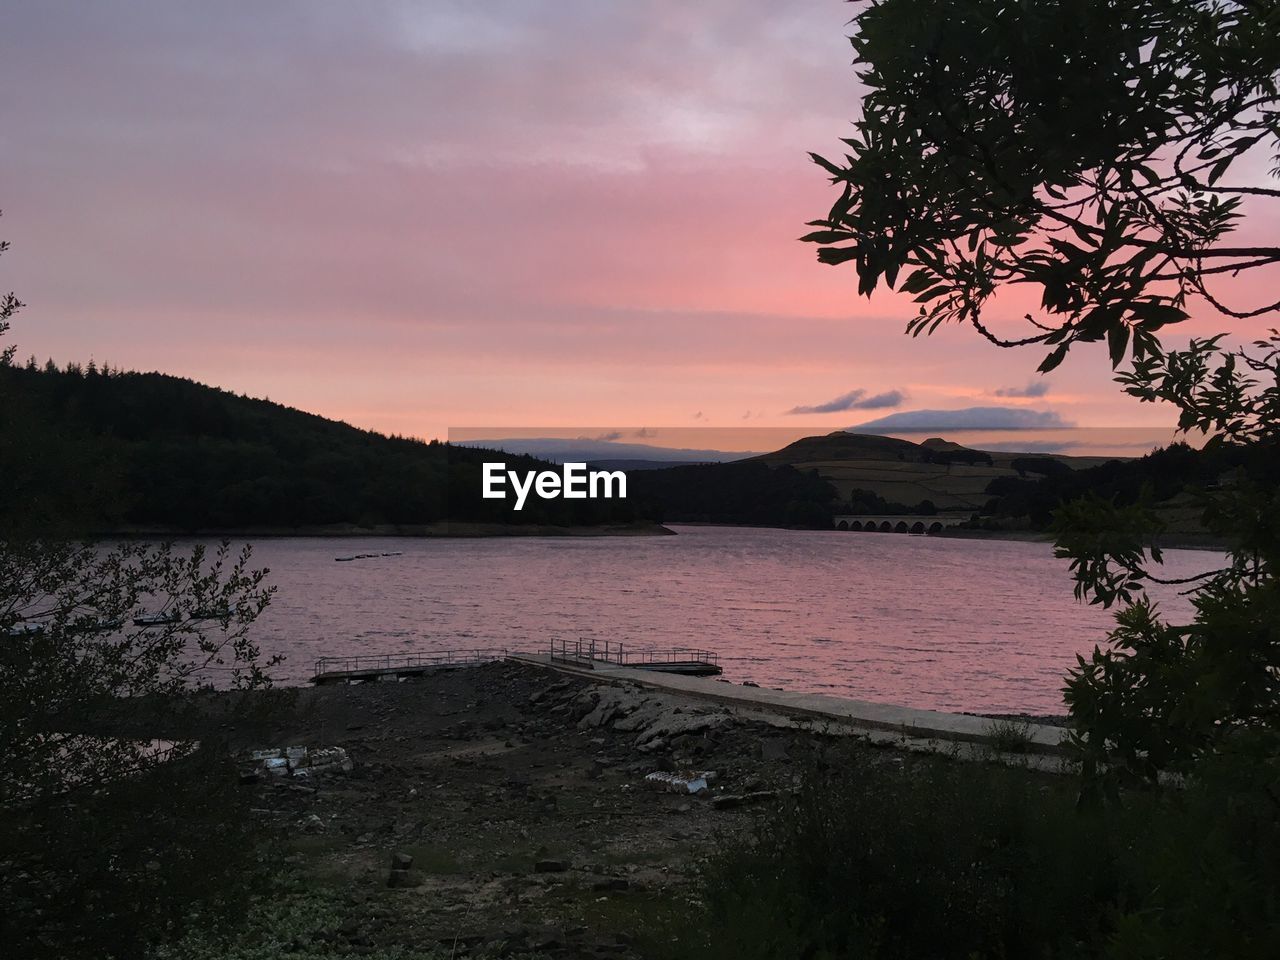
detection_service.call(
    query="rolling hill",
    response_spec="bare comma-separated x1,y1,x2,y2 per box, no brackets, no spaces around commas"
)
750,432,1118,513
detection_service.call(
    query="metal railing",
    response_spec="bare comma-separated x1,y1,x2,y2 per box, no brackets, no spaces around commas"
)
313,648,508,678
548,637,719,668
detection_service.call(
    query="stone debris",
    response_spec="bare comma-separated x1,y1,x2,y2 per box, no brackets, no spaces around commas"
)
387,850,424,888
243,745,353,779
711,790,778,811
643,770,717,795
231,661,820,957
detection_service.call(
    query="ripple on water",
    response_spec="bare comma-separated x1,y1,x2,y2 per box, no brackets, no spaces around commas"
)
220,525,1216,714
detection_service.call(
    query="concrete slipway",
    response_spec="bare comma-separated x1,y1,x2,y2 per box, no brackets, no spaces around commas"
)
506,653,1074,770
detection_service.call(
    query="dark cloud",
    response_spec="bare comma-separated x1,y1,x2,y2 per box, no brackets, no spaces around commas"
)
786,388,905,415
851,406,1070,432
994,381,1051,398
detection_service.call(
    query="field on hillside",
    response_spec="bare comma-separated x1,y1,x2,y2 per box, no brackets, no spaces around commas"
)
757,432,1124,512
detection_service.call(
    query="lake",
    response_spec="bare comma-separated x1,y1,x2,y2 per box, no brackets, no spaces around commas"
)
233,525,1213,714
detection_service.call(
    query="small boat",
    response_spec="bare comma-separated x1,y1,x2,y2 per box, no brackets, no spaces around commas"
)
133,611,181,627
3,622,46,638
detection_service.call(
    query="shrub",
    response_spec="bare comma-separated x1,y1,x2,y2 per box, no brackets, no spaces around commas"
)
692,750,1280,959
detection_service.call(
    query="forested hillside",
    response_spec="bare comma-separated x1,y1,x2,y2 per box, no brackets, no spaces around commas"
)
0,365,844,533
0,365,647,532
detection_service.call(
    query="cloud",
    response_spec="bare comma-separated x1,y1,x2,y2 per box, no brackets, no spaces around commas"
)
994,381,1051,398
786,388,906,415
851,406,1071,432
979,439,1081,454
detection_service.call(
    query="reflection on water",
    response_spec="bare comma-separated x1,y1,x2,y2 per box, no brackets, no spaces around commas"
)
227,525,1213,714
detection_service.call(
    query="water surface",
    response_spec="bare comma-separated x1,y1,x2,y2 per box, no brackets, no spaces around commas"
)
236,525,1213,713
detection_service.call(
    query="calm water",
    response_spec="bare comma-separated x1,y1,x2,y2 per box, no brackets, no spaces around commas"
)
230,525,1213,714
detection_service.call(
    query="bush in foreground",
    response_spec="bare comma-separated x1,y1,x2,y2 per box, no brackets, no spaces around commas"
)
693,751,1280,959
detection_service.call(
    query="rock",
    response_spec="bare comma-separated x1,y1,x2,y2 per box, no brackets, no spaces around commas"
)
390,852,413,870
534,859,568,873
760,739,790,762
712,790,778,811
386,869,423,888
635,711,728,746
592,877,629,892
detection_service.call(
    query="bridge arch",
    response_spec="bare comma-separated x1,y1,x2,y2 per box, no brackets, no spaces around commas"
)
836,520,849,531
910,521,926,534
878,520,893,532
928,521,944,534
894,520,910,533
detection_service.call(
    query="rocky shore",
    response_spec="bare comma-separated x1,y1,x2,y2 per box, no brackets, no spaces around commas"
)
215,660,905,958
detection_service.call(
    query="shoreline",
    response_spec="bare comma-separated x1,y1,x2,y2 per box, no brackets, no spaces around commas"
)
78,520,1225,552
935,525,1230,552
87,520,677,539
99,660,1074,957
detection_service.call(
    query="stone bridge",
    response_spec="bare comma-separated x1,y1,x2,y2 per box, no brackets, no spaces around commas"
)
832,515,969,535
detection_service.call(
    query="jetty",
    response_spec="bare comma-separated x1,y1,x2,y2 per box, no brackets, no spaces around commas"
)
310,640,721,685
546,638,721,676
312,649,509,685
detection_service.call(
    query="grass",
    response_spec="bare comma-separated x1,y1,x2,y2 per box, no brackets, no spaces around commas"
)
982,716,1036,753
151,881,463,960
680,747,1280,960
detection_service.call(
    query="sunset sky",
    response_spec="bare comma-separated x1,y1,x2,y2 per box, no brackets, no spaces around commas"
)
2,1,1273,447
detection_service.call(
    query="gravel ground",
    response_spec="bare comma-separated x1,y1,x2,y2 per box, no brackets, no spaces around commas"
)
222,660,861,958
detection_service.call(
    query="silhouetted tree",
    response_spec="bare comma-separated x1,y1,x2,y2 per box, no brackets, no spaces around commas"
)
808,0,1280,791
0,224,277,959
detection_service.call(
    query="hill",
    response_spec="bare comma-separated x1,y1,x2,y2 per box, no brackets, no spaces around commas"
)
0,365,650,534
0,365,842,535
750,431,1116,513
750,429,1277,541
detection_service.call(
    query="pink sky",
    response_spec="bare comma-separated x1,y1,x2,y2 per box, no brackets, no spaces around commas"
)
2,1,1275,444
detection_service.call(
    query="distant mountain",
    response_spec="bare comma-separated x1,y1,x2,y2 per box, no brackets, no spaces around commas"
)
456,437,759,463
580,459,705,471
851,406,1069,432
